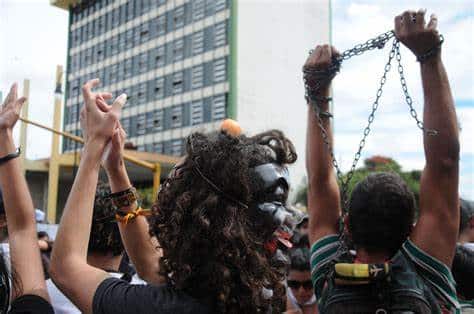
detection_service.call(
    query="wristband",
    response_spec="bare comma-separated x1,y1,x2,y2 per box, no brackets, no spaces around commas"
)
110,187,139,209
0,147,21,166
115,207,151,225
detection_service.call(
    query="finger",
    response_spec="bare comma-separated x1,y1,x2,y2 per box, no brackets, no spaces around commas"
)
415,8,426,29
81,78,100,106
427,14,438,30
110,93,127,117
402,11,416,31
330,46,341,59
111,128,121,147
99,92,113,100
96,97,111,112
4,83,18,106
13,96,27,112
394,15,403,37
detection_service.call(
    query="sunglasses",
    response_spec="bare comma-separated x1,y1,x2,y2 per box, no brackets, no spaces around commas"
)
287,280,313,290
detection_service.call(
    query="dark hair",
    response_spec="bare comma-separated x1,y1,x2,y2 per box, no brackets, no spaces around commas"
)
459,199,473,234
348,172,415,256
150,130,296,314
0,254,10,313
37,231,49,239
452,245,474,300
88,182,124,256
289,247,310,272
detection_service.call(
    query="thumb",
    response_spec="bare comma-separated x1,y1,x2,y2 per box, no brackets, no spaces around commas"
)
110,93,126,117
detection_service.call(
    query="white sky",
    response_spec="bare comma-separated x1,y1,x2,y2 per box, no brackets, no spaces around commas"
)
0,0,473,198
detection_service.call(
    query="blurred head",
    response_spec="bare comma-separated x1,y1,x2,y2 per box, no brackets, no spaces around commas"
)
151,130,297,313
459,199,474,242
287,247,313,305
348,172,416,257
37,231,50,242
88,182,124,257
452,245,474,300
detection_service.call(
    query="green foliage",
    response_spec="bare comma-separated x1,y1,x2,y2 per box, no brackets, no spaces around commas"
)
293,156,422,206
137,186,156,209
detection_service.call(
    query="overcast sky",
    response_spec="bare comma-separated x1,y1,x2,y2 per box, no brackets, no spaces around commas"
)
0,0,472,198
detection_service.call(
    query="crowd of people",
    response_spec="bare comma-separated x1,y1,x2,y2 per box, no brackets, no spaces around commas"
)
0,9,472,314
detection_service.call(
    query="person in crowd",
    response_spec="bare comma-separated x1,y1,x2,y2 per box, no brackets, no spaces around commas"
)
285,247,318,314
0,191,10,270
47,182,143,314
50,78,299,313
0,83,53,313
305,10,461,313
458,198,474,250
452,245,474,303
37,231,52,280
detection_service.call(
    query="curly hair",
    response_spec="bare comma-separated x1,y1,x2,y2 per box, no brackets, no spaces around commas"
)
88,182,124,256
348,172,415,256
150,130,297,313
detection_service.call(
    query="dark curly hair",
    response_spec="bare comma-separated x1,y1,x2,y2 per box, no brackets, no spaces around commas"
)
150,129,297,313
289,247,311,272
88,182,124,256
348,172,415,256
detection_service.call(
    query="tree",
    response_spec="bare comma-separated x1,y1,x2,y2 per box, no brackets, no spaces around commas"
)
293,155,421,207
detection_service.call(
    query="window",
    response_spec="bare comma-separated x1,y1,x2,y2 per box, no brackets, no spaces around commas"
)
110,36,119,55
192,30,204,55
213,94,226,120
124,58,133,78
137,83,147,104
192,65,204,89
213,58,227,83
88,20,95,40
191,100,203,125
109,64,119,83
155,15,166,36
152,46,165,68
173,39,184,62
214,22,227,47
153,142,163,154
121,117,131,134
171,105,182,128
215,0,227,11
172,72,183,94
125,29,134,49
171,139,182,156
152,110,163,132
84,48,92,66
118,33,126,51
138,52,148,73
193,0,205,21
96,42,105,61
173,6,185,29
137,114,146,136
140,22,150,43
154,77,164,99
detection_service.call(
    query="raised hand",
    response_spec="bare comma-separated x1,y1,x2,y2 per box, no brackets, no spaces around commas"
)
303,45,341,94
101,121,126,173
79,79,126,148
0,83,27,132
395,9,441,59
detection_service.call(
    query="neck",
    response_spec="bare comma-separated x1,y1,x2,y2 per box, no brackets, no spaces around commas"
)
87,252,122,272
356,248,390,263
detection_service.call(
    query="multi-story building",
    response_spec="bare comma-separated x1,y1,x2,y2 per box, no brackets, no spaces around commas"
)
52,0,330,193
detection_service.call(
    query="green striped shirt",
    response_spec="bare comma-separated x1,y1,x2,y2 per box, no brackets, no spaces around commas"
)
310,236,461,313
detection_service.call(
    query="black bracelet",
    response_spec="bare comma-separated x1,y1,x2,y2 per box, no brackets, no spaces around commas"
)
319,111,333,119
416,35,444,63
0,147,21,166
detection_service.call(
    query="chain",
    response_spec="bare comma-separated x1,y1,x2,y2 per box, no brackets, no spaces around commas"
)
395,41,439,136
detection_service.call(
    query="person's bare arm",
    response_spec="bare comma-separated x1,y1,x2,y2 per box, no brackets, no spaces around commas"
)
0,84,49,301
50,79,126,313
305,45,342,245
395,10,460,266
100,124,164,285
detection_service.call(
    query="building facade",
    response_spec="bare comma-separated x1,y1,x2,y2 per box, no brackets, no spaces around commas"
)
60,0,231,156
53,0,331,194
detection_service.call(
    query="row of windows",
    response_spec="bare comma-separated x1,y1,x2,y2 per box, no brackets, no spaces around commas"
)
70,0,228,49
67,57,228,112
63,93,228,154
69,21,228,74
65,136,186,156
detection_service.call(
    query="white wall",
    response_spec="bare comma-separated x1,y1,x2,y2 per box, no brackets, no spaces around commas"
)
236,0,331,198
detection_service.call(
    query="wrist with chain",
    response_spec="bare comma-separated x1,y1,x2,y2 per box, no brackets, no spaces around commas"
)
416,35,444,64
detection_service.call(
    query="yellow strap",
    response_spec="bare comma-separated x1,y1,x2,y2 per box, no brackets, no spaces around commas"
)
115,207,151,225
